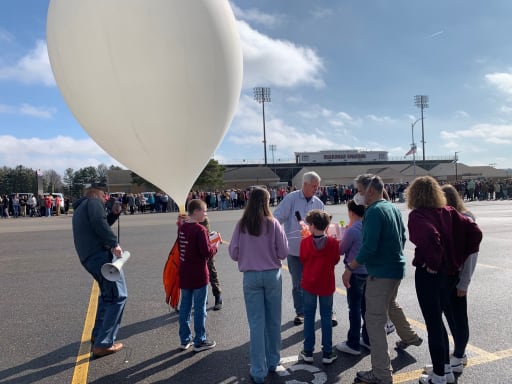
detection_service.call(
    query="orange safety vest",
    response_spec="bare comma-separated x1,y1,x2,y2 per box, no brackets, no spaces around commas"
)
163,240,180,309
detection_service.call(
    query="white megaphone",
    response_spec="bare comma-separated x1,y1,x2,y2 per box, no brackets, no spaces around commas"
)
101,251,131,282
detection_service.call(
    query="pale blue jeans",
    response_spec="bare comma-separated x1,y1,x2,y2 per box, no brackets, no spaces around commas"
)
243,269,282,384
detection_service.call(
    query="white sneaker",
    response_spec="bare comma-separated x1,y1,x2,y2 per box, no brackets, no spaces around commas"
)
269,364,285,373
423,364,455,383
450,354,467,373
419,373,447,384
335,341,361,355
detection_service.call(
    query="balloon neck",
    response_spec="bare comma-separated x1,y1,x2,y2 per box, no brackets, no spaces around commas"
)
179,205,186,215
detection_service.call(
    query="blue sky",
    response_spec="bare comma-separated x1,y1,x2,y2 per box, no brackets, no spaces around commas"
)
1,0,512,175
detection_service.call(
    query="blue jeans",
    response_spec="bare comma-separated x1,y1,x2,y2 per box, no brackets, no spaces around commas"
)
303,290,333,354
287,255,303,315
83,251,127,348
346,273,368,350
243,269,282,383
179,285,208,346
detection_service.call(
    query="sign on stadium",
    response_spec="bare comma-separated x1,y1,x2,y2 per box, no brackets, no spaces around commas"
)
295,150,388,164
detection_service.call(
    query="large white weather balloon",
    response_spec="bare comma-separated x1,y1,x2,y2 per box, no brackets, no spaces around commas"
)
46,0,242,213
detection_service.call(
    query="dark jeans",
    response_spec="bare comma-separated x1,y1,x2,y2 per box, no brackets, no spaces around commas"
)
444,286,469,358
287,255,304,315
415,268,458,376
346,273,368,350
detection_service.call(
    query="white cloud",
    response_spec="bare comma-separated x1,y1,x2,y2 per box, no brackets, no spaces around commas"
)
0,40,54,86
329,119,344,127
19,104,56,119
440,123,512,144
499,105,512,113
327,111,357,127
239,20,325,89
0,103,56,118
486,71,512,96
0,135,122,174
337,112,353,121
231,3,284,28
311,8,334,19
298,105,333,119
454,110,470,118
365,114,395,124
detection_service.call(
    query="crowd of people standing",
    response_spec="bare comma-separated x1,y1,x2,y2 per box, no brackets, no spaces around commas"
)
1,193,67,218
11,172,490,382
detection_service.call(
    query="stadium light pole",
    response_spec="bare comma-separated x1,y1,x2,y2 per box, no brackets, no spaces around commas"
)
254,87,271,165
414,95,429,168
269,144,277,164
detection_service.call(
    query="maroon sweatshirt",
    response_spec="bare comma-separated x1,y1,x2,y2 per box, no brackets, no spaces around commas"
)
408,206,482,275
178,221,216,290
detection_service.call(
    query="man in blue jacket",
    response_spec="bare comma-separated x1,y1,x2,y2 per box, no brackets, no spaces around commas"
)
72,188,126,357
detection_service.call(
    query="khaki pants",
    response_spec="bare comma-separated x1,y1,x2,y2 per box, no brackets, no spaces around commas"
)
365,277,418,381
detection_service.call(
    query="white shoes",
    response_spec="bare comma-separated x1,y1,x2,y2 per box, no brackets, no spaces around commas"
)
450,354,467,373
423,353,468,382
335,341,361,355
422,365,454,383
419,373,447,384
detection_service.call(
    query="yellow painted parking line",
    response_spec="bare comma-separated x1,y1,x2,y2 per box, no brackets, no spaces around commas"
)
394,349,512,383
71,281,98,384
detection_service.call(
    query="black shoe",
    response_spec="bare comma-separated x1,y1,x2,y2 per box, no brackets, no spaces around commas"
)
294,314,304,325
194,339,216,352
332,312,338,327
214,296,223,310
395,336,423,350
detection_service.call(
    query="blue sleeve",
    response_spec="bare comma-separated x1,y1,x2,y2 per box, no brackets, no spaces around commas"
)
88,199,118,248
339,227,354,256
273,195,292,224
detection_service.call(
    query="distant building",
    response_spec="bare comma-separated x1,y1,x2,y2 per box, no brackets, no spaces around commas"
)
295,150,388,164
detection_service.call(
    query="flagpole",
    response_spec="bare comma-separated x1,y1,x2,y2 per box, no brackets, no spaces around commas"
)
411,118,422,180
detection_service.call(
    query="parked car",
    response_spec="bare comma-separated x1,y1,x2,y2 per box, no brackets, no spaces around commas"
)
109,192,126,200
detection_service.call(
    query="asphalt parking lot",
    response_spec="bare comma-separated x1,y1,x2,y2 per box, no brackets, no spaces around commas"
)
0,200,511,383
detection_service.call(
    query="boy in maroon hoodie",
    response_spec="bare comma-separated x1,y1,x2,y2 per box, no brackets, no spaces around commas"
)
299,210,340,364
178,199,218,352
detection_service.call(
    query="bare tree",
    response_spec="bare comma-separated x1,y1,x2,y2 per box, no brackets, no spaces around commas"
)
43,169,63,193
97,163,109,186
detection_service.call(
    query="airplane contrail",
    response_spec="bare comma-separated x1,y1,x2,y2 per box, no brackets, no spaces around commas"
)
427,30,444,38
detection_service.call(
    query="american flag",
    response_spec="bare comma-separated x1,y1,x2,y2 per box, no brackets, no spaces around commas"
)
404,145,417,157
